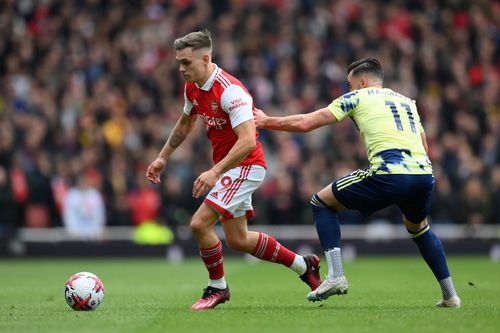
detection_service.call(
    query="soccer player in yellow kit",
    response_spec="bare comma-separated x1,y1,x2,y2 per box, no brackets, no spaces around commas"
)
253,58,461,307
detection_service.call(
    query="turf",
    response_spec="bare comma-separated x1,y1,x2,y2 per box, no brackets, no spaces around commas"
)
0,256,498,333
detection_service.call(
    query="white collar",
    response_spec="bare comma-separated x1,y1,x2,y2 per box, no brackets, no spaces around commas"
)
197,64,219,91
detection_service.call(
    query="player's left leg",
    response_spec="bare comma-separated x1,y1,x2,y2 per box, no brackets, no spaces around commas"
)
222,217,321,290
400,174,460,308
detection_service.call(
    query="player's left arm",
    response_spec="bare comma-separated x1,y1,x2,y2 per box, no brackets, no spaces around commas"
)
214,119,256,175
421,131,429,154
253,107,337,132
192,85,257,198
417,117,429,154
192,120,255,198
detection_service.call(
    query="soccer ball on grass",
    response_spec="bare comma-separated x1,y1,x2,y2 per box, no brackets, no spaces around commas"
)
65,272,104,311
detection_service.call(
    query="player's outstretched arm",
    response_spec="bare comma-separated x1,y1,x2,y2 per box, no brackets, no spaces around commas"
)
146,113,197,183
253,107,337,132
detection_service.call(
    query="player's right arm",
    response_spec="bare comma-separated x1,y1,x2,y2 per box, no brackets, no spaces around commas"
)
253,107,337,132
146,113,197,183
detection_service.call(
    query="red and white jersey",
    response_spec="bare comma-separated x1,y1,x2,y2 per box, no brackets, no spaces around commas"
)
183,64,266,168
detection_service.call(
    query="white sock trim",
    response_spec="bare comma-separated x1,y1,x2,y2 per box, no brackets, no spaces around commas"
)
208,277,227,290
290,255,307,275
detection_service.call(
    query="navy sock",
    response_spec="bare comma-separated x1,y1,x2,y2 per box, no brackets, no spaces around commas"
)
411,227,451,281
310,194,341,250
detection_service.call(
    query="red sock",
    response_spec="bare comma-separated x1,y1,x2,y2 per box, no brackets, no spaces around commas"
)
251,232,296,267
200,241,224,279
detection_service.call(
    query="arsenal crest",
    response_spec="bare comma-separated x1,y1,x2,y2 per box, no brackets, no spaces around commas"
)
211,101,218,112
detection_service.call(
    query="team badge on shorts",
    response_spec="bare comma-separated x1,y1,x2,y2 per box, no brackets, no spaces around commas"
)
220,176,232,188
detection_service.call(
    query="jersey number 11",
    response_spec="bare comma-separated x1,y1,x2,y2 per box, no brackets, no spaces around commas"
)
385,101,417,133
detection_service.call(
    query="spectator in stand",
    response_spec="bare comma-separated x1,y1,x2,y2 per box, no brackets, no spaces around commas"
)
456,177,491,229
128,170,161,225
63,173,105,240
429,172,457,224
24,152,59,228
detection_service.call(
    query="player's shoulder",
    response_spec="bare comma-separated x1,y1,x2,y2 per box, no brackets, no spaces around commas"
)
215,68,248,91
333,90,361,113
340,90,361,99
216,70,252,102
217,68,240,84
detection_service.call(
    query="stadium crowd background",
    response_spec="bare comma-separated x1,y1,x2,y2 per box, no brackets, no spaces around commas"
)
0,0,499,239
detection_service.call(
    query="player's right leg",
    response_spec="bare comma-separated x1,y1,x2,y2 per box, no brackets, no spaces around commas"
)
190,203,230,310
307,183,349,301
206,164,322,291
308,169,395,302
221,216,322,291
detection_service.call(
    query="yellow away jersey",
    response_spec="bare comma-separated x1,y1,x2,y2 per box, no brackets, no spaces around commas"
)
328,87,432,175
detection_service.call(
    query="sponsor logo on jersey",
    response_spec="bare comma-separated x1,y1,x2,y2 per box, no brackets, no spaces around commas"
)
228,98,248,112
210,192,218,199
199,114,227,129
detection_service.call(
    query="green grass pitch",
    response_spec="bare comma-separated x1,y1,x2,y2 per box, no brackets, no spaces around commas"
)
0,256,498,333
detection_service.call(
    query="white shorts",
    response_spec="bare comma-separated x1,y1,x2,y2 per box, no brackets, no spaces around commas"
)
204,164,266,222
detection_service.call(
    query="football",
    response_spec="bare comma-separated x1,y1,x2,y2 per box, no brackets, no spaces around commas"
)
64,272,104,311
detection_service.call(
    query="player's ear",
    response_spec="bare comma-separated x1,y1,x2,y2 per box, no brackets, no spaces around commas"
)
360,76,369,88
202,52,210,64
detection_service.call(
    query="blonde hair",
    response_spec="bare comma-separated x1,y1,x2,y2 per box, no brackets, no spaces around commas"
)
173,30,212,52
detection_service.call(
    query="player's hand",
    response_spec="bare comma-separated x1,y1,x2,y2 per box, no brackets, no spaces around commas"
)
193,169,219,198
253,107,268,128
145,158,166,184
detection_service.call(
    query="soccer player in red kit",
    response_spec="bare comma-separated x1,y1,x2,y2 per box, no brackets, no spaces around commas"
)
146,30,321,310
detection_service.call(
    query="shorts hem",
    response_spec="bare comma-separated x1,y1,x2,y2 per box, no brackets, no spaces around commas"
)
204,198,255,222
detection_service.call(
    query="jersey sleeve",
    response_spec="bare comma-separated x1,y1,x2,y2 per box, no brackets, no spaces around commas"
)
220,85,254,128
327,91,360,122
183,84,194,115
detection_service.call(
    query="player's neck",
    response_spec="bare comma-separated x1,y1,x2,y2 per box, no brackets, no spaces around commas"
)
367,82,383,88
196,63,216,87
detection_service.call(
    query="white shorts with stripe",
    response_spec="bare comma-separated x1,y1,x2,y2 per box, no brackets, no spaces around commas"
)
204,165,266,222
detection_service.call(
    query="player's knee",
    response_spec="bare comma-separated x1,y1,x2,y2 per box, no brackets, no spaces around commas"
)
190,217,207,237
310,194,322,208
403,215,428,234
310,194,334,211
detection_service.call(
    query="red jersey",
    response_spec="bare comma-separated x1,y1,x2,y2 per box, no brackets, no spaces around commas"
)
183,65,266,168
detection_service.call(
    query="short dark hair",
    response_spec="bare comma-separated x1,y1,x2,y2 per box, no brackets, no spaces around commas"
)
174,30,212,51
347,58,384,81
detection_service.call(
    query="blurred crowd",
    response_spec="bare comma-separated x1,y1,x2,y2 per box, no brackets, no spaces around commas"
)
0,0,499,239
